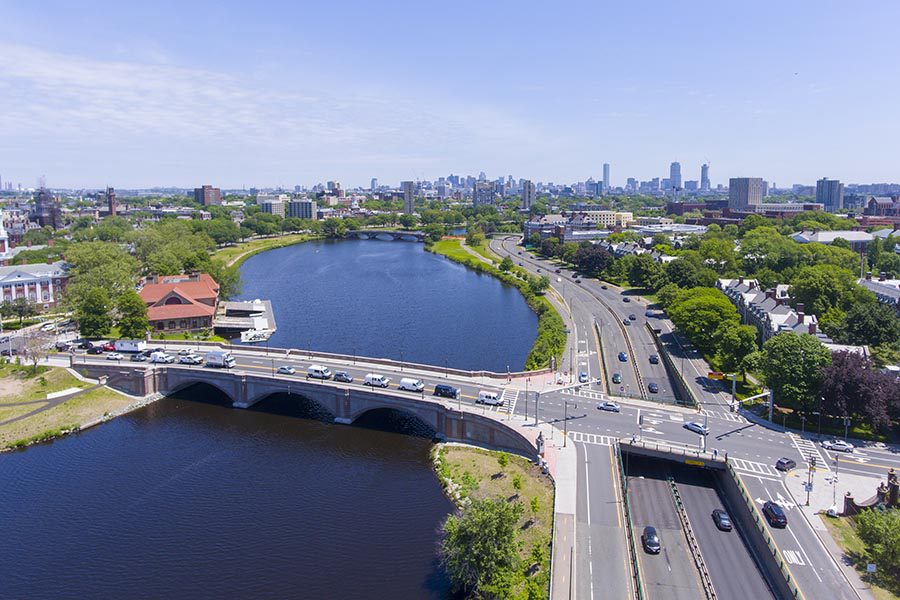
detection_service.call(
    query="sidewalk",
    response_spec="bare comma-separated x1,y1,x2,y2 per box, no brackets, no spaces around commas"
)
783,465,881,600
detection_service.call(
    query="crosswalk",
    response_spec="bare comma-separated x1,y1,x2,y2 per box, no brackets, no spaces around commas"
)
568,431,616,446
729,457,781,479
700,408,748,424
560,388,604,401
789,433,830,472
500,389,519,415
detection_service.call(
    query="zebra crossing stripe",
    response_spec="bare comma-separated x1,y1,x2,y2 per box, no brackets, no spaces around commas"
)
567,431,614,446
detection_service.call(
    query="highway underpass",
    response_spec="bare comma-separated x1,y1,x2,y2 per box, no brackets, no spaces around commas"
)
623,453,777,600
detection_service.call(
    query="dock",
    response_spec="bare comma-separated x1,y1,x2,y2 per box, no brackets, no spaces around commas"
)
213,299,277,342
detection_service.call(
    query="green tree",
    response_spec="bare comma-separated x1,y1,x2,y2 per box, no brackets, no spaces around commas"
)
466,226,486,247
497,452,509,472
441,498,524,598
3,297,37,325
714,323,758,375
65,241,140,308
423,223,445,242
761,333,831,412
667,287,740,351
499,256,514,272
841,302,900,347
656,282,682,309
855,508,900,579
321,218,347,238
398,213,418,229
116,289,149,339
528,275,550,296
628,254,668,291
789,265,874,315
75,287,113,338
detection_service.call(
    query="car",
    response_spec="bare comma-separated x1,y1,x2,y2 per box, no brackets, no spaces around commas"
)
0,336,8,344
775,457,796,472
476,390,503,406
363,373,391,388
648,382,659,393
645,310,655,317
101,342,116,352
55,341,73,351
763,501,787,528
712,509,733,531
555,268,561,274
601,285,608,290
40,322,57,332
177,349,191,356
87,346,104,355
684,421,710,436
641,526,661,554
518,262,524,266
517,251,522,255
578,372,589,383
649,354,659,364
179,354,203,365
575,278,582,283
276,366,296,375
130,353,148,362
623,297,631,303
628,314,636,320
334,371,353,383
623,318,631,326
433,384,459,399
106,352,124,361
618,352,628,362
598,401,621,413
0,348,17,356
612,372,622,384
822,439,854,453
76,340,93,349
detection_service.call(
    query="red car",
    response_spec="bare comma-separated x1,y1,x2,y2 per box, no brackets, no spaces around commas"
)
102,342,116,352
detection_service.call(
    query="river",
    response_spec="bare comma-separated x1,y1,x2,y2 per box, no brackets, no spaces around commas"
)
234,238,538,372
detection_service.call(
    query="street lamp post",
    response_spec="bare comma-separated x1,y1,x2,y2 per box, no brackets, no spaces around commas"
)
563,400,569,447
843,415,851,440
801,415,806,436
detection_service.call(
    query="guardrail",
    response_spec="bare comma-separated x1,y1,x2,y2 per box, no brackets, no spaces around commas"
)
621,437,723,465
668,476,718,600
616,443,645,600
725,461,805,600
644,322,697,407
587,290,646,399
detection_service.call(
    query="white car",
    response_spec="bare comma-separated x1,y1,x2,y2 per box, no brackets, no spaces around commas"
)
276,366,296,375
177,349,192,356
106,352,124,361
40,322,57,332
822,439,854,453
179,354,203,365
684,422,710,436
597,401,621,413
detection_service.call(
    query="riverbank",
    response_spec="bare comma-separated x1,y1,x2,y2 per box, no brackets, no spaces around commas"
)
432,444,553,598
428,238,565,370
0,364,135,449
216,233,318,268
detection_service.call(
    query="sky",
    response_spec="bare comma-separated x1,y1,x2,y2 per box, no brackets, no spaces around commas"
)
0,0,898,190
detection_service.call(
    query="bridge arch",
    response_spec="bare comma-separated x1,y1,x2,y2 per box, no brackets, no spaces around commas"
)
245,390,336,422
166,380,236,406
351,406,437,439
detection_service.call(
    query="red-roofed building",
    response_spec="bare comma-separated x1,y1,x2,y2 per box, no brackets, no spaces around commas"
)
139,273,220,333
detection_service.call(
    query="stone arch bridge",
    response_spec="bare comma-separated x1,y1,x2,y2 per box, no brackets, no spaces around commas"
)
345,230,426,242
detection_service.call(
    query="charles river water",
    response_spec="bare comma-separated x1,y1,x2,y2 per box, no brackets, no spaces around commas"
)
0,239,537,599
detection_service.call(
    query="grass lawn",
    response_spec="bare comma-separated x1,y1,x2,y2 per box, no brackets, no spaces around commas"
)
214,233,315,267
469,241,499,264
431,239,477,263
822,516,899,600
0,364,132,449
433,445,554,597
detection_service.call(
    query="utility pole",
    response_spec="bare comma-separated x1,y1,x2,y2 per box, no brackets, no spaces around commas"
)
806,457,816,506
843,415,851,440
563,401,569,447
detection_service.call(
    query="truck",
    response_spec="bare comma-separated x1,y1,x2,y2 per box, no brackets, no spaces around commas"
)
114,340,146,353
206,350,236,369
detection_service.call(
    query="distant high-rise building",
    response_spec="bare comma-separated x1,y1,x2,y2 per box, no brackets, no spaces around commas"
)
626,177,637,192
473,180,494,207
259,199,285,217
106,187,117,216
816,178,844,212
287,199,318,220
669,162,682,190
728,177,765,209
401,181,415,214
602,163,610,192
194,185,222,206
521,180,536,210
370,178,378,192
33,187,61,229
700,164,710,191
684,180,699,192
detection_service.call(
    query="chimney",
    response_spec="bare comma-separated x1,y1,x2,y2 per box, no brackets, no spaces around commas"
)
879,272,887,282
798,311,805,324
765,289,775,300
797,303,805,314
738,276,744,285
866,271,873,280
808,323,817,335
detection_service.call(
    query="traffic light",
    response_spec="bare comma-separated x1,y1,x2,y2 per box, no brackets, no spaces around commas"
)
811,457,817,469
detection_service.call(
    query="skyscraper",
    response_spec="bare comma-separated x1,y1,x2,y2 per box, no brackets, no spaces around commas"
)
33,187,61,229
194,185,222,206
473,181,494,207
815,178,844,212
401,181,415,214
728,177,765,209
521,180,535,210
669,162,682,190
602,163,610,192
370,178,378,191
700,164,710,191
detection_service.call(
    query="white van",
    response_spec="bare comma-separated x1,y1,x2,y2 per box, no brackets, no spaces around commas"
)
307,365,332,380
398,378,425,392
364,373,391,388
150,351,175,364
476,390,503,406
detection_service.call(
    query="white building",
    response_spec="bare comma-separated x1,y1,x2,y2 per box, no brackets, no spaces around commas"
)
0,261,69,310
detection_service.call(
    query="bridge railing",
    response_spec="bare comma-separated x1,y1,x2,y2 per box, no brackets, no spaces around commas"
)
149,339,553,381
616,442,645,600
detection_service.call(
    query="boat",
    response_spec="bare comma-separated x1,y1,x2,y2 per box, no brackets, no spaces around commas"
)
240,329,274,343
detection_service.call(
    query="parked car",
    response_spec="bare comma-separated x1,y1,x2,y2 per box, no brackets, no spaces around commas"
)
641,526,661,554
597,401,621,413
763,501,787,528
648,383,659,394
0,336,9,344
645,310,655,317
578,371,589,383
775,457,797,472
363,373,391,388
276,366,296,375
822,439,854,453
612,372,622,384
618,352,628,362
55,341,73,351
1,348,17,356
555,268,561,274
106,352,124,361
649,354,659,364
684,422,710,436
87,346,104,355
433,384,459,399
334,371,353,383
712,509,733,531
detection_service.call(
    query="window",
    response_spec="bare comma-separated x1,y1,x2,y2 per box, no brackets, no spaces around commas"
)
179,320,187,329
167,321,175,329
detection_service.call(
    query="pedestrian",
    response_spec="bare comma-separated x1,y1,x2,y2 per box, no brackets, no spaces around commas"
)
713,449,718,458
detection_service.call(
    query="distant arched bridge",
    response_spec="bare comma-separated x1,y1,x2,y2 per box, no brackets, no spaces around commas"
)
345,230,426,242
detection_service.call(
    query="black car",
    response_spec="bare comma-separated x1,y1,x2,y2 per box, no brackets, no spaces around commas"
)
775,457,797,472
130,353,148,362
712,509,733,531
649,354,659,364
433,384,460,399
763,501,787,528
601,285,608,289
642,526,661,554
87,346,104,355
623,318,631,326
334,371,353,383
77,340,94,350
628,314,637,320
575,279,582,283
623,297,631,303
648,383,659,393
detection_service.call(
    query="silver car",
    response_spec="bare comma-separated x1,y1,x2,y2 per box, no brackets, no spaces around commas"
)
822,439,854,453
684,421,710,436
597,401,621,413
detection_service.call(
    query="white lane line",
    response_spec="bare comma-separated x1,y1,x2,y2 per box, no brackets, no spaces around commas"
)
581,443,595,600
764,486,823,583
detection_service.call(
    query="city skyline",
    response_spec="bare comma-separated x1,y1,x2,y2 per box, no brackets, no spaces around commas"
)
1,2,899,188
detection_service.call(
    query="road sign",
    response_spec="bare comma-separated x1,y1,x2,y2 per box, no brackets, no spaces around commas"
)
708,372,725,380
685,459,705,467
867,564,877,574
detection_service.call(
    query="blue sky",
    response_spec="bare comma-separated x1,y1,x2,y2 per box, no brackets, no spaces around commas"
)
0,1,898,189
